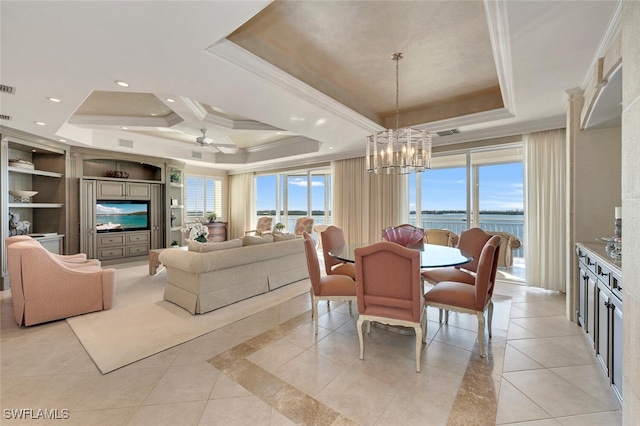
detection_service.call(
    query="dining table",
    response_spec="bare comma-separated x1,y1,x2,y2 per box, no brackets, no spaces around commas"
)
328,242,473,268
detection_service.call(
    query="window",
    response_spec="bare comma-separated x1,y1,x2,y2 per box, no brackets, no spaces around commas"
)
185,175,223,219
254,168,331,232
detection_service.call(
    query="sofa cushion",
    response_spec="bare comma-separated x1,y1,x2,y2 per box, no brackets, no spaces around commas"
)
185,239,201,252
273,232,296,242
199,239,242,253
242,235,273,246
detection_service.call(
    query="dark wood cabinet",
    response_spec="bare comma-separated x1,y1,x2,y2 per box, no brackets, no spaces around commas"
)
207,222,227,242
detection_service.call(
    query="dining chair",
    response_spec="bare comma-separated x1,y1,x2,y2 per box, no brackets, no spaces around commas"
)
313,224,329,249
424,228,459,247
355,241,425,372
381,224,425,249
302,232,356,334
486,230,522,268
422,235,501,357
244,216,273,236
320,225,356,279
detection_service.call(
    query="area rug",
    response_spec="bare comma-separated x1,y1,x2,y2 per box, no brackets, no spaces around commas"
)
67,262,311,374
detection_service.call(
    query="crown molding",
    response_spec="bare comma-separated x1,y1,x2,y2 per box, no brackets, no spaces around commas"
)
206,39,383,133
484,0,516,115
580,1,622,89
413,107,514,133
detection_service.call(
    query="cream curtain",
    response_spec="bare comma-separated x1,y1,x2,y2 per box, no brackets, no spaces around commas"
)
332,157,408,243
524,128,566,291
228,173,253,240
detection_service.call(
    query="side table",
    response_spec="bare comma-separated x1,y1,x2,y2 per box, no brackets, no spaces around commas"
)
149,246,187,275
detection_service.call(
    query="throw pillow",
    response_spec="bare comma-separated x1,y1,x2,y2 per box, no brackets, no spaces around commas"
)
241,235,273,246
199,239,242,253
273,233,296,242
185,239,202,252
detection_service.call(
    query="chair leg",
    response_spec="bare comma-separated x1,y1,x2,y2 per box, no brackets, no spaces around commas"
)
327,300,330,311
487,300,494,338
477,312,485,357
348,300,352,314
421,307,428,344
310,288,314,319
357,316,365,361
314,300,319,335
438,308,443,323
414,325,422,373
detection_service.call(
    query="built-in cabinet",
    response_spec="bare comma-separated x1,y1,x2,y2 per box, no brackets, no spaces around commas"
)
576,242,622,405
96,181,152,200
1,131,70,289
168,168,184,246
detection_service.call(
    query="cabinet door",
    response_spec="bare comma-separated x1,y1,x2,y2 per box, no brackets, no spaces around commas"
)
126,183,151,200
585,270,597,348
596,281,611,375
97,181,126,199
150,184,162,249
611,294,623,403
577,261,587,327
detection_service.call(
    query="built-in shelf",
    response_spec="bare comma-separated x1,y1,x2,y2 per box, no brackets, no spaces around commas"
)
8,166,63,178
9,203,64,208
170,226,182,231
170,182,184,188
171,205,184,209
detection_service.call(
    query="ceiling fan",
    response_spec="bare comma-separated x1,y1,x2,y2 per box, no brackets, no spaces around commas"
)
194,128,238,154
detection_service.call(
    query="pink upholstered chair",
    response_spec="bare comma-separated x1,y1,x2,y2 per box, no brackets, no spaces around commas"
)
294,216,315,238
6,235,101,268
244,216,273,236
320,226,356,280
7,240,116,326
355,241,426,372
424,229,459,247
302,232,356,334
421,227,492,288
382,224,425,249
422,235,501,357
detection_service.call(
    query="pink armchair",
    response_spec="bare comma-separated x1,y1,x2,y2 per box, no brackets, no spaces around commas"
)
7,240,116,326
6,235,101,268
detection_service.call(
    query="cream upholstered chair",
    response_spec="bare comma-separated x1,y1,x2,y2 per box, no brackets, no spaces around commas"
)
320,225,356,279
381,224,425,249
244,216,273,236
6,240,116,326
294,216,314,238
6,235,101,268
486,231,522,267
355,241,426,372
424,229,459,247
313,224,329,249
302,232,356,334
423,235,501,357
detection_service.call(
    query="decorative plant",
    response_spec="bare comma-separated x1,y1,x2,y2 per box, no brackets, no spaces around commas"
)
170,171,181,183
171,240,179,246
182,222,209,243
206,212,217,223
275,222,285,231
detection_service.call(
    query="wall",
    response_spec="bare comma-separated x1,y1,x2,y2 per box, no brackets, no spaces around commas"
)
622,1,640,423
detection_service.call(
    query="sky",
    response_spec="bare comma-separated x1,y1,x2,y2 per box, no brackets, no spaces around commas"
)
256,161,523,213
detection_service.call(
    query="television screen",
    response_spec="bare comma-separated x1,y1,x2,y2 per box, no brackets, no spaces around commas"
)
96,200,149,232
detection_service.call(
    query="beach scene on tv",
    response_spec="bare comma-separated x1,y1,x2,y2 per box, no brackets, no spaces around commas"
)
96,202,149,232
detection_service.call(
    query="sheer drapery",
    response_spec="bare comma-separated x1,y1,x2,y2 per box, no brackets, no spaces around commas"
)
524,129,566,291
332,157,408,244
228,173,253,240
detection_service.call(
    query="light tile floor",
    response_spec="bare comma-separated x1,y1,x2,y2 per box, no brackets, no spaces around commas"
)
0,269,621,425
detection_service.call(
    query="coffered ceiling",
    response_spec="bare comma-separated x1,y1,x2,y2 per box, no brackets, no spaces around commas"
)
0,1,620,173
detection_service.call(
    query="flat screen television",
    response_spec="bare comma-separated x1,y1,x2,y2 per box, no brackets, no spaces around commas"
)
96,200,150,232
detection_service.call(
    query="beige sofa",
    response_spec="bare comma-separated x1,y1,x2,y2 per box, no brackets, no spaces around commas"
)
158,238,308,314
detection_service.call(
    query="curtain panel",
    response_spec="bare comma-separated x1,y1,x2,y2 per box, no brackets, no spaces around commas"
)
524,128,566,291
228,173,254,240
332,157,408,244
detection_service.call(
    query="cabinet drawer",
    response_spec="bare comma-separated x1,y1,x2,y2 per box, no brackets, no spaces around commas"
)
126,232,150,244
611,272,623,300
597,262,612,287
126,244,149,256
98,247,126,259
97,234,126,247
585,254,597,274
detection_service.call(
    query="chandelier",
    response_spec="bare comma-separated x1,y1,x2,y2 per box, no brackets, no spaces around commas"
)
366,53,432,174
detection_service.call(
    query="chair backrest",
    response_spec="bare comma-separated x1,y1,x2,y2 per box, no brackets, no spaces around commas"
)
302,232,321,297
456,227,492,273
355,241,423,323
256,217,273,235
321,225,347,275
294,217,314,236
424,229,459,247
473,235,501,311
381,224,425,249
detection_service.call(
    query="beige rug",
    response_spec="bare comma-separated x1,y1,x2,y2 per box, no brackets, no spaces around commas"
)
67,262,311,374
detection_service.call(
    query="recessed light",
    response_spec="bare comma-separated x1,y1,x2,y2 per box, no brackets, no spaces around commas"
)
165,98,175,103
328,146,334,150
47,97,61,103
150,113,158,116
58,138,66,142
115,80,130,87
32,149,37,152
35,121,46,125
120,126,128,130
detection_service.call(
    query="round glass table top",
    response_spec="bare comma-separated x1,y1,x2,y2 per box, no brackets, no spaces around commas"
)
329,242,472,268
